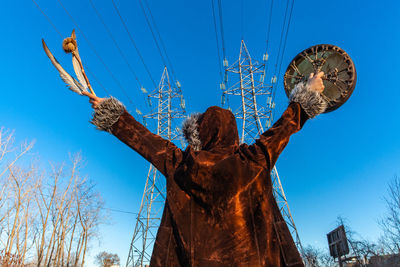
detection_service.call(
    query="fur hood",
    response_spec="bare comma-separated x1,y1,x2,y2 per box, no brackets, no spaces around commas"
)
181,106,239,152
182,113,202,151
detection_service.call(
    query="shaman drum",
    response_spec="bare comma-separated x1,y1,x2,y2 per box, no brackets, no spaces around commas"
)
283,44,356,113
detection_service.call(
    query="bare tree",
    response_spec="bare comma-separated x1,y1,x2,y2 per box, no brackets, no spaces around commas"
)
95,251,120,267
0,129,35,266
0,128,106,266
318,252,336,267
334,216,386,265
4,165,38,262
379,175,400,254
352,239,382,259
335,216,367,262
303,245,336,267
304,245,321,267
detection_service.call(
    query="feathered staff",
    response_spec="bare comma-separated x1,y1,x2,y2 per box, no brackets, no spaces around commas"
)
42,29,96,96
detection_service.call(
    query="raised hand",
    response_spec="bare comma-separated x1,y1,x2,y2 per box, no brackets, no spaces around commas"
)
307,71,325,93
82,91,105,109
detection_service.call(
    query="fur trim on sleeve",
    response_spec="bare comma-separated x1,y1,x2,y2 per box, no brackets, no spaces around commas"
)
182,113,202,151
289,82,327,118
91,97,126,133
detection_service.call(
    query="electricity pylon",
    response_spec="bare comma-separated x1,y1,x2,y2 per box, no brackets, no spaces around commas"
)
221,40,306,260
126,67,186,267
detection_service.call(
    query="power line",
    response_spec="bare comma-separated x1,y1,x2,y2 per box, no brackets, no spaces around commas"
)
276,0,294,83
56,0,138,109
88,0,149,108
272,0,290,96
84,66,111,95
105,207,138,215
272,0,290,79
261,0,274,104
265,0,274,54
271,0,295,118
241,0,244,40
141,0,178,82
211,0,223,80
110,0,157,88
217,0,227,61
38,184,138,216
143,0,174,72
136,0,170,76
30,0,63,38
88,0,143,90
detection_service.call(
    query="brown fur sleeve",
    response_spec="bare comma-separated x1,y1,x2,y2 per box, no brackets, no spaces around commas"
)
253,102,308,169
245,81,327,169
110,111,183,177
91,97,183,177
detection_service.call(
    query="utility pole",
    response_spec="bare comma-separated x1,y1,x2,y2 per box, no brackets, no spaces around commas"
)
126,67,186,267
221,40,306,260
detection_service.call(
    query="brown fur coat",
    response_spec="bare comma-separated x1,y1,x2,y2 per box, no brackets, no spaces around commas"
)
91,82,327,266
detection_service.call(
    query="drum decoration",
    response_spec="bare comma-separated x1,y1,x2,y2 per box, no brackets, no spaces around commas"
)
284,44,357,113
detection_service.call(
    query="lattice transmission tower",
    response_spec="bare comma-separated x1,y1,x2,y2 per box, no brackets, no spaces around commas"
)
126,67,186,267
221,40,305,259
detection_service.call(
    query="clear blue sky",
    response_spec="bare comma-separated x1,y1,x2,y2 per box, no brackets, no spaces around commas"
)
1,0,399,265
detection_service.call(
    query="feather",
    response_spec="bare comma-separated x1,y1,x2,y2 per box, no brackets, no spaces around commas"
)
71,44,88,90
42,39,85,95
72,55,88,90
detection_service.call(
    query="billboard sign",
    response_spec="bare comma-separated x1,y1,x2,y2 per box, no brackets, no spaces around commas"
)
327,225,349,258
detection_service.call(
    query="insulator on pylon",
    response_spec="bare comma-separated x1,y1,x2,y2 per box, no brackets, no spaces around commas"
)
267,96,272,106
271,75,277,83
176,81,181,88
220,83,226,90
136,108,142,115
263,53,269,61
272,102,275,109
223,58,229,67
180,98,186,109
266,120,271,128
148,97,152,106
221,94,226,105
260,74,265,82
141,87,148,94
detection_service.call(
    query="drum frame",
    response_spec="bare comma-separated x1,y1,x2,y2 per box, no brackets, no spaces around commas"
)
283,44,357,113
